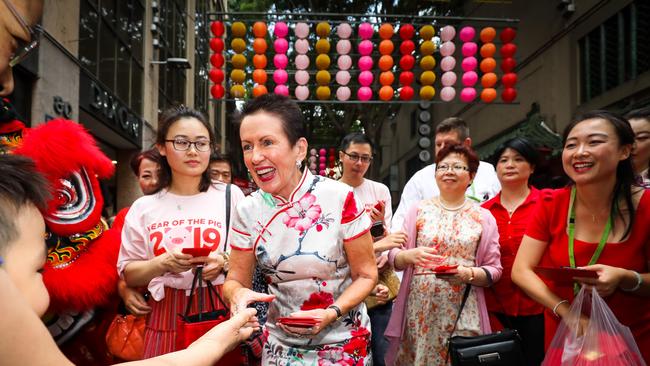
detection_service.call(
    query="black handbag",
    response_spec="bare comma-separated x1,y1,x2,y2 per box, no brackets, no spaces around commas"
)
447,286,525,366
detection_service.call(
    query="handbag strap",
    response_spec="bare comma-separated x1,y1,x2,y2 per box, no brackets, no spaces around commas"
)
223,183,231,252
184,266,232,320
445,284,472,364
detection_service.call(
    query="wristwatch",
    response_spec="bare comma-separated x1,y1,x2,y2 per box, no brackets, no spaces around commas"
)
327,305,343,321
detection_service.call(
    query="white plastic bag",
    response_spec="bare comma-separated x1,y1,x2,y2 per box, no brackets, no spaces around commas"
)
542,286,645,366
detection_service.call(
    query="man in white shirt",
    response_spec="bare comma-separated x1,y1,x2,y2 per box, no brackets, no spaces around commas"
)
391,117,501,232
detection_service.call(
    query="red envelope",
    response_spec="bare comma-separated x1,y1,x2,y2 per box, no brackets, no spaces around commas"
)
181,247,212,257
534,266,598,284
277,316,320,328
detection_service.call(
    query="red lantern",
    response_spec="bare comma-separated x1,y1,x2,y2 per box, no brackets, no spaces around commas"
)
502,87,517,102
501,73,518,87
500,27,517,43
399,55,415,70
501,57,516,72
209,38,224,53
399,85,415,100
210,21,224,37
399,40,415,55
500,43,517,58
399,71,415,85
210,84,224,99
210,54,224,68
209,69,224,83
399,24,415,40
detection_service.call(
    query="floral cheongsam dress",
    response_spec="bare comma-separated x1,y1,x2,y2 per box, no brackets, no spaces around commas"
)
230,170,373,365
395,199,483,366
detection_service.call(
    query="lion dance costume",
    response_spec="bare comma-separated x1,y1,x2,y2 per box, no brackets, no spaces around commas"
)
1,98,121,364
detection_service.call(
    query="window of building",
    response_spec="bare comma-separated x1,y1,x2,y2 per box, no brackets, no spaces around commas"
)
194,0,211,114
579,1,650,103
79,0,144,114
158,0,187,111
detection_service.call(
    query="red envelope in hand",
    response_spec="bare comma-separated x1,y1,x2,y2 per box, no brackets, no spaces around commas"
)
181,247,212,257
277,316,319,328
431,264,459,276
534,266,598,285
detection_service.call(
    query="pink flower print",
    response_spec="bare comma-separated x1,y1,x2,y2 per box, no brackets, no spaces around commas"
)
317,346,354,365
282,192,322,232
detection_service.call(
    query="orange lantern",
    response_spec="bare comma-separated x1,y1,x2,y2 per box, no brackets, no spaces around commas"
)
479,58,496,73
481,72,497,88
480,88,497,103
253,54,267,69
378,55,394,71
253,38,267,54
379,85,394,101
252,69,267,84
379,71,394,86
252,84,268,97
252,22,267,38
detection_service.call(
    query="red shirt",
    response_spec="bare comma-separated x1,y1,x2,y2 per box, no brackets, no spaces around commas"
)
526,187,650,363
482,187,545,316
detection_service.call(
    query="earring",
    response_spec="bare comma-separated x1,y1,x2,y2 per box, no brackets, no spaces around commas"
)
296,159,302,169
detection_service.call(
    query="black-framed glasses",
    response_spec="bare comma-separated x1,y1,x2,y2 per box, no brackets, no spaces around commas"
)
165,138,211,152
342,151,373,163
4,0,43,67
435,163,469,173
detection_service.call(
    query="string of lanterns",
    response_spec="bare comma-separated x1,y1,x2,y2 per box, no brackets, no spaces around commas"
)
208,20,518,103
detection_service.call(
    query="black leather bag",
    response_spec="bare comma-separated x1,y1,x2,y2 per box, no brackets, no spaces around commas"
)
447,286,525,366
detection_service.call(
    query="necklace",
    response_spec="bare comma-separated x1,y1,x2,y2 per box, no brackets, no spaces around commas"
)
438,197,467,211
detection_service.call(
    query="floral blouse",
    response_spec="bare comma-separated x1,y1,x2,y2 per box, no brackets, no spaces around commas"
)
230,170,373,365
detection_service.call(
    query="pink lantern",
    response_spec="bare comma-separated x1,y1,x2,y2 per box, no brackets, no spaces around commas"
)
274,22,288,37
461,42,478,57
337,55,352,70
440,25,456,42
295,54,310,70
274,38,289,54
359,22,374,39
459,26,475,42
335,70,351,85
295,85,309,100
295,70,310,85
358,40,373,56
459,87,476,102
461,57,477,72
336,86,351,101
295,39,309,54
337,23,352,39
358,71,374,87
319,169,326,176
274,54,288,69
319,155,326,162
441,71,457,86
461,71,478,86
358,56,374,71
309,163,317,170
440,41,455,57
310,148,317,155
440,86,456,101
336,40,352,54
274,84,289,96
273,69,288,84
357,86,373,101
440,56,456,72
295,22,309,38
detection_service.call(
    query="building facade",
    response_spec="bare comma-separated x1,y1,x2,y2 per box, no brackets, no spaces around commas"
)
379,0,650,198
10,0,224,215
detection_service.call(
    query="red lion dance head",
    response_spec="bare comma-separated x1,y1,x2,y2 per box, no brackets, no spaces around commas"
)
13,118,121,312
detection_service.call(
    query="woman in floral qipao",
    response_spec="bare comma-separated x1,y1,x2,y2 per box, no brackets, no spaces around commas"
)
224,94,378,365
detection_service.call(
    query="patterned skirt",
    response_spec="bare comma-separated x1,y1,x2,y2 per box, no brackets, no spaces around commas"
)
143,285,226,358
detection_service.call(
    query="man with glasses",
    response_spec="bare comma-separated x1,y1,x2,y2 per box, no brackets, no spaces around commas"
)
391,117,500,232
0,0,43,97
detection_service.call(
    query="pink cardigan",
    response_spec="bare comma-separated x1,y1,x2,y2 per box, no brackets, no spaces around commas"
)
384,201,503,366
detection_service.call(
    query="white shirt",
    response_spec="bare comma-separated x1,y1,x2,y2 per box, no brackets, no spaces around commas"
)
348,178,393,228
390,161,500,232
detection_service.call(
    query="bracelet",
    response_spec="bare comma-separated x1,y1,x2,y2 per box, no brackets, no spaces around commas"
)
621,270,643,292
327,305,343,321
552,299,569,318
468,267,475,283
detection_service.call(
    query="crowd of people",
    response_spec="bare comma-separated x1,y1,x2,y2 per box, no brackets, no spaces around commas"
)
1,1,650,366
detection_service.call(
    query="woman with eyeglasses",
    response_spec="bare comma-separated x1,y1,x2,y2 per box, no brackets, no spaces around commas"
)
338,132,406,366
117,106,245,358
385,144,502,366
481,137,545,365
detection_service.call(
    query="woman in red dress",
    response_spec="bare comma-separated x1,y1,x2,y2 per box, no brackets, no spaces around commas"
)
512,111,650,363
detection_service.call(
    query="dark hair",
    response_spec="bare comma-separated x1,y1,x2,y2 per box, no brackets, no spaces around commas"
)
0,155,51,254
494,137,540,167
234,94,306,146
563,110,636,238
624,106,650,121
209,152,232,167
339,132,374,152
435,117,470,141
155,105,215,193
129,148,163,177
435,143,480,175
